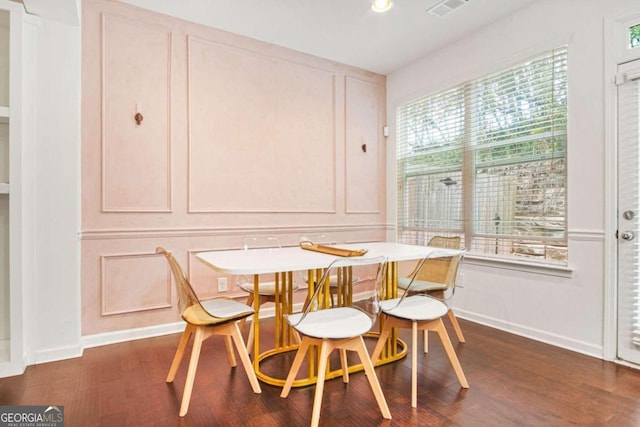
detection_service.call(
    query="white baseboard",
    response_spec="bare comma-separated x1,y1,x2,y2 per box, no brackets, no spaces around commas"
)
0,360,26,378
35,344,84,365
82,321,186,349
455,308,603,359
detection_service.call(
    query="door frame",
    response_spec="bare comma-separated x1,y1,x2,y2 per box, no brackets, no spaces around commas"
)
604,10,640,363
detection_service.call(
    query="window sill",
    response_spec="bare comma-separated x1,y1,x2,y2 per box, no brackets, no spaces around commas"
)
463,254,574,278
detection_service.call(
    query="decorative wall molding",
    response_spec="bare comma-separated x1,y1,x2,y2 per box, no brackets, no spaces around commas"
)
567,229,606,242
345,75,383,214
100,251,172,316
82,0,387,338
186,35,337,214
79,224,392,240
100,13,173,213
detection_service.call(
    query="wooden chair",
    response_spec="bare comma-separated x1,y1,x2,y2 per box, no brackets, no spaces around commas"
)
280,256,391,427
371,249,468,408
157,247,261,417
397,236,465,349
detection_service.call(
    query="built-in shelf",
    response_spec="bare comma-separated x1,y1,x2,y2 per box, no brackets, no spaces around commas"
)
0,106,8,124
0,183,8,194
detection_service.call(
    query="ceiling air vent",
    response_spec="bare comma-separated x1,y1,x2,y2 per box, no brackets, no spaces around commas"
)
426,0,469,17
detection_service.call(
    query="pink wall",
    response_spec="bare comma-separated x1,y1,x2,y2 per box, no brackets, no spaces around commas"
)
81,0,387,335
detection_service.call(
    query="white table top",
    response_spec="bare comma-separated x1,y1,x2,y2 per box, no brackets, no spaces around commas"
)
196,242,458,275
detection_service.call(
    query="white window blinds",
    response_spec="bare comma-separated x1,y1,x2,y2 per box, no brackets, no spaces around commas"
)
397,47,568,263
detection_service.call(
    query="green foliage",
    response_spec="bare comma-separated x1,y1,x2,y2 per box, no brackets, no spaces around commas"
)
400,49,567,174
630,24,640,48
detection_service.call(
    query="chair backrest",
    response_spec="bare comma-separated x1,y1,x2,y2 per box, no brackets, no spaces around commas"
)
400,249,466,304
410,236,461,284
156,247,202,315
428,236,460,249
238,236,282,286
291,256,387,327
242,235,282,250
297,233,336,286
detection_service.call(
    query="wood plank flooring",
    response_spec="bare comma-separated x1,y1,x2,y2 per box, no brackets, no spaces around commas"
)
1,319,640,426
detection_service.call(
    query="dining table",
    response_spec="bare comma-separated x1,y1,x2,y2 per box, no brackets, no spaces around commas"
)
196,241,458,387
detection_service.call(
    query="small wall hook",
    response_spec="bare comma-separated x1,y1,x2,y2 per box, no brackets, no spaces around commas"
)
361,144,367,153
134,112,144,125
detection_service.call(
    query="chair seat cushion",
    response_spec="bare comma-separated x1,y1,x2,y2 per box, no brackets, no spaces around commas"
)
182,299,254,326
238,280,299,295
202,298,255,318
380,295,448,321
286,307,372,339
397,277,447,292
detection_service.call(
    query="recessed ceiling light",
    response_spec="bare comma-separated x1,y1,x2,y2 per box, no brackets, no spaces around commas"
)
372,0,393,13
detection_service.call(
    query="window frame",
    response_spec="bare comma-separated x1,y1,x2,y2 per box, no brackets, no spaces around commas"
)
396,47,569,267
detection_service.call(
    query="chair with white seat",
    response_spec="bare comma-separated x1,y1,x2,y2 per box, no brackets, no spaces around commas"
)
237,236,299,353
397,236,465,349
280,256,391,427
156,247,261,417
371,249,469,408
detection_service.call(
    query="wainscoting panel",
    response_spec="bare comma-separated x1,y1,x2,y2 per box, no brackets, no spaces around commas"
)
101,14,172,212
345,76,384,214
101,252,171,316
187,36,336,213
82,0,386,337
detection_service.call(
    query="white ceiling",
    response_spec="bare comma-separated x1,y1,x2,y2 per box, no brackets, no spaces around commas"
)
23,0,539,75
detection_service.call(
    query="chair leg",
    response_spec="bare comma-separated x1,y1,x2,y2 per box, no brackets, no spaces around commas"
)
339,349,349,383
239,293,254,334
370,319,393,365
166,325,193,383
246,296,265,355
447,309,466,343
228,322,262,394
246,320,255,355
434,318,469,388
423,329,429,354
224,335,237,367
354,336,391,419
310,340,331,427
179,326,205,417
411,321,418,408
292,329,301,345
281,338,311,398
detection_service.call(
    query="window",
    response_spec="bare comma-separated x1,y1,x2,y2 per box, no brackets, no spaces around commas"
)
397,47,568,263
630,23,640,48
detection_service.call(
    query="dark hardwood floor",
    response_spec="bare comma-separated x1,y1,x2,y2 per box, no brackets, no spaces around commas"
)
1,318,640,426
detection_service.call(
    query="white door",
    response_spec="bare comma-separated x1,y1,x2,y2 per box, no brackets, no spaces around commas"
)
617,59,640,365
